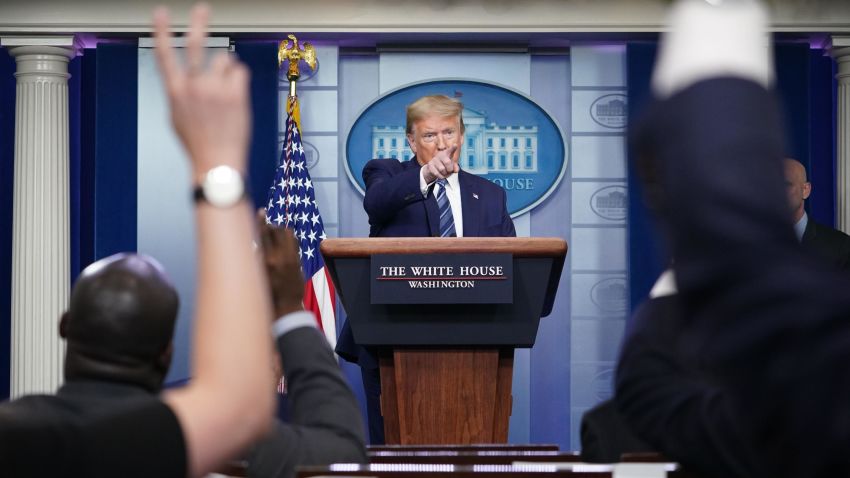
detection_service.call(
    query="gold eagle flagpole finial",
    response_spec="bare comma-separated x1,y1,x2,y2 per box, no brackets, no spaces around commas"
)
278,34,317,98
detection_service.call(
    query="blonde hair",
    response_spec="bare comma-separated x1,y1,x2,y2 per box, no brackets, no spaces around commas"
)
405,95,465,135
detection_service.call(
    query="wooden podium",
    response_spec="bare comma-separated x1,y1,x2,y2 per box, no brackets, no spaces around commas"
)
321,237,567,445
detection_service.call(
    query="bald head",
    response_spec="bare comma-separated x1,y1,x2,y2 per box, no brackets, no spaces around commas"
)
63,253,179,392
783,158,811,223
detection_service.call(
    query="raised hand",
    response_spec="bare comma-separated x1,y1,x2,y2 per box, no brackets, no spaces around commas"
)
257,210,305,319
152,3,252,180
421,144,459,183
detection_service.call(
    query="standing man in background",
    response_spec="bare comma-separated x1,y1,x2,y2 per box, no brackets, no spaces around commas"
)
784,158,850,271
335,94,515,443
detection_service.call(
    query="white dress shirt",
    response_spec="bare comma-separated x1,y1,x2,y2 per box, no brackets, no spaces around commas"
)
419,169,464,237
794,211,808,242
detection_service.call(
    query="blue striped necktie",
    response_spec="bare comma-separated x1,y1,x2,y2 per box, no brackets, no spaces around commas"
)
436,178,456,237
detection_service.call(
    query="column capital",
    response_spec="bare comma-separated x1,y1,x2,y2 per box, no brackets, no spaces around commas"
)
1,35,81,58
1,36,81,79
829,36,850,63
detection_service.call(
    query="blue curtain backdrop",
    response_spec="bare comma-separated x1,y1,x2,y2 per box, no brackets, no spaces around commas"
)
626,41,837,315
69,50,99,286
75,49,98,281
808,49,837,226
0,49,16,400
94,44,138,260
626,42,665,314
233,42,280,209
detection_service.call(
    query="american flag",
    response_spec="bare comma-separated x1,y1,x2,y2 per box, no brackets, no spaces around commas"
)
266,96,337,357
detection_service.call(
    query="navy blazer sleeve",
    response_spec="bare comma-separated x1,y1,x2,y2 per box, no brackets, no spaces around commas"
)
615,296,761,478
638,78,850,478
362,159,425,227
247,327,367,478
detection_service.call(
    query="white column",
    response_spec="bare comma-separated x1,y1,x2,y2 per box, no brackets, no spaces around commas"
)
833,36,850,234
1,37,77,397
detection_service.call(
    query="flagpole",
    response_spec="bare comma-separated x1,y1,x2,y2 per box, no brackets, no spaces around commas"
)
269,33,337,375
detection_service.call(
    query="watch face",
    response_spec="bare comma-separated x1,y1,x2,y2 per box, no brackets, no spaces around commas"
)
204,165,245,207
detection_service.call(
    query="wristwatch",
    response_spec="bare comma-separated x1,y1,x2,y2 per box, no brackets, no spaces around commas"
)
193,165,246,208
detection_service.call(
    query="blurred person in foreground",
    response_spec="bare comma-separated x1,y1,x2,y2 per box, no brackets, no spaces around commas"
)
0,4,275,477
618,1,850,478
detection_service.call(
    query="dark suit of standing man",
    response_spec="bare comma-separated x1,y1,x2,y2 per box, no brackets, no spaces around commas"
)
783,158,850,271
335,94,516,444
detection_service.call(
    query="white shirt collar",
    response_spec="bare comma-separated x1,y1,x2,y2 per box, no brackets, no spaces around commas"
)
794,211,808,242
649,269,677,298
440,172,460,191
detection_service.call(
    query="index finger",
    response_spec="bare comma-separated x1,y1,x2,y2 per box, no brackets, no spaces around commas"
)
185,3,210,74
152,7,179,88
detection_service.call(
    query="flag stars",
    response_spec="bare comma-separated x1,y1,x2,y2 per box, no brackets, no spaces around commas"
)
267,115,329,280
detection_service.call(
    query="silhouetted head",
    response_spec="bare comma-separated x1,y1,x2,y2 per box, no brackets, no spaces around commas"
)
61,253,179,392
783,158,811,223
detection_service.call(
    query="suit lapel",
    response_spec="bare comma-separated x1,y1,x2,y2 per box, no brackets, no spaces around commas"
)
424,189,440,237
459,171,481,237
411,157,441,237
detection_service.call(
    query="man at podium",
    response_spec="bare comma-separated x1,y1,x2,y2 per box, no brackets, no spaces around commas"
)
335,94,516,443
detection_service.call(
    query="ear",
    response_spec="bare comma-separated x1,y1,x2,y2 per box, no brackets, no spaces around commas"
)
406,134,417,154
157,342,174,374
59,312,70,339
802,182,812,200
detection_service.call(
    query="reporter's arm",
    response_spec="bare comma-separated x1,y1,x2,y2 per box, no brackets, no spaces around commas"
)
152,5,274,476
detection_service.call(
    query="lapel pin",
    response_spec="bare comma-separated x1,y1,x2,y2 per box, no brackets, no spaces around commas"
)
472,193,479,199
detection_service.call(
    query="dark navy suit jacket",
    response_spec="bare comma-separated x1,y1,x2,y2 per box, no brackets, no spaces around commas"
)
802,218,850,272
362,157,516,238
336,157,515,367
634,78,850,478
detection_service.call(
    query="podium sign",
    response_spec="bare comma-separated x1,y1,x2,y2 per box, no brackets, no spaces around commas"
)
371,253,513,304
